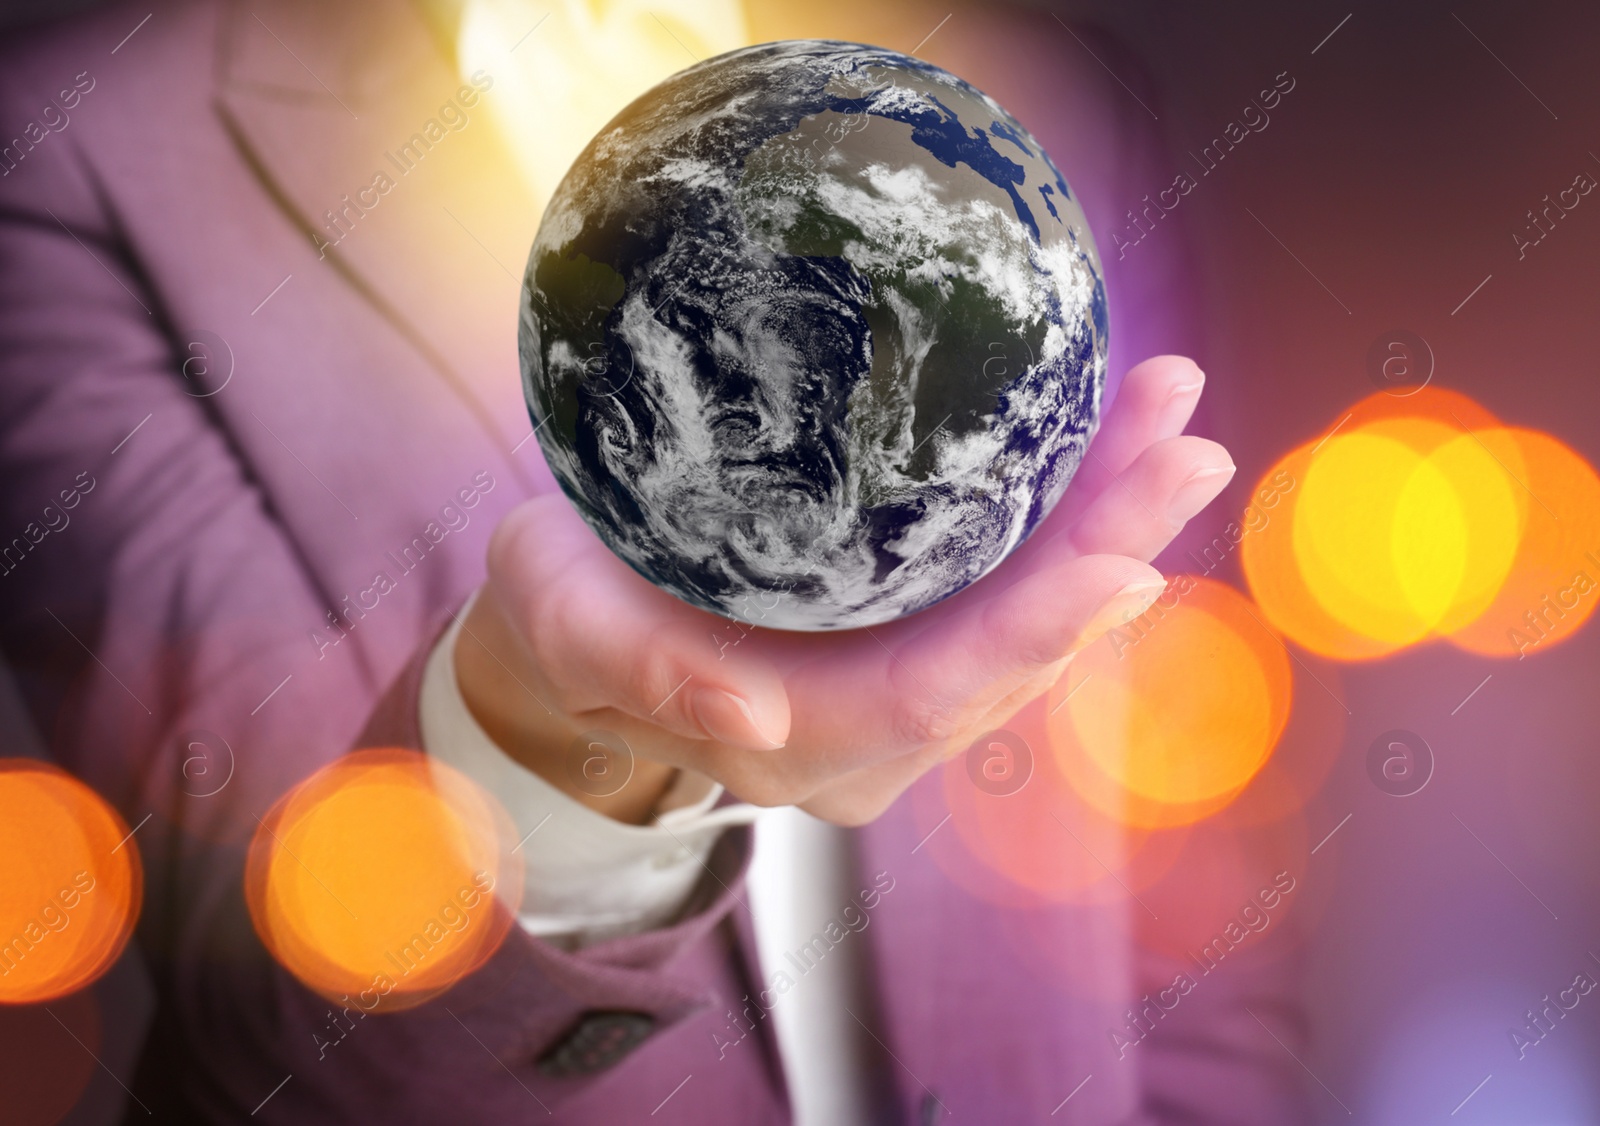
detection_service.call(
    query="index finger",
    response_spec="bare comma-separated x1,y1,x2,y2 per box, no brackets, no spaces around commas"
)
780,551,1165,775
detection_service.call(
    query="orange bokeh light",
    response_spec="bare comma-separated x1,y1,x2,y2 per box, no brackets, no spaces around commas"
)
940,762,1178,908
1339,385,1504,435
246,748,523,1010
1292,420,1522,646
930,701,1149,907
1243,389,1597,662
1241,439,1410,661
1445,427,1600,658
1046,577,1293,826
0,761,141,1006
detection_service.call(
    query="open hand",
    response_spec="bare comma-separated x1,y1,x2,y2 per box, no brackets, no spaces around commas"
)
456,355,1233,825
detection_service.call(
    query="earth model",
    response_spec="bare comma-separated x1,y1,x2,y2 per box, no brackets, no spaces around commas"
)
520,39,1108,631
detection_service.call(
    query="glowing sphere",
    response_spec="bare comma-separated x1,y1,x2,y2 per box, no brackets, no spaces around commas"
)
521,41,1106,629
246,749,523,1009
0,761,141,1005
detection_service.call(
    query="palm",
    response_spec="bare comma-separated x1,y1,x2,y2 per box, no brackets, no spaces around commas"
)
491,356,1230,824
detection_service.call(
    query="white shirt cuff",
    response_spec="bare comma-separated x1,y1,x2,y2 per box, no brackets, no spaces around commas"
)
418,591,758,949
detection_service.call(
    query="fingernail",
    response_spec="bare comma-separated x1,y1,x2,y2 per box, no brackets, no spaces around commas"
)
691,688,785,750
1070,580,1169,656
1167,376,1205,401
1166,464,1235,526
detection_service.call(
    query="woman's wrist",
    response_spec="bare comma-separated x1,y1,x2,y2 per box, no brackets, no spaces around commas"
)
453,584,678,825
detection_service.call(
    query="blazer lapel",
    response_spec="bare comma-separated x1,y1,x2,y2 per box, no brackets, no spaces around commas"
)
213,0,541,461
854,697,1145,1122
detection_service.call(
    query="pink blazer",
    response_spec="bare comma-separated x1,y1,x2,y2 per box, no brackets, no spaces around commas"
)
0,0,1303,1120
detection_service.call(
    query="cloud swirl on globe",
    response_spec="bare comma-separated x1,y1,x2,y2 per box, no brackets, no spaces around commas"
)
520,39,1107,630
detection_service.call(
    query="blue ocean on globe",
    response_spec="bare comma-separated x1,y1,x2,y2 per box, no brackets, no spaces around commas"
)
519,39,1108,630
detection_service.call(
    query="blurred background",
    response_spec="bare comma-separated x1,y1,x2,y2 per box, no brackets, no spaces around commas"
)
1044,3,1600,1121
3,0,1598,1122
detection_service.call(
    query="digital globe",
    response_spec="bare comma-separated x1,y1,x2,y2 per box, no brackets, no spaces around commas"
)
519,39,1107,631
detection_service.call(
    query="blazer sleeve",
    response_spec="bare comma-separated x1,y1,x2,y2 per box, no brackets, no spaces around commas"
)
0,41,767,1123
0,59,384,948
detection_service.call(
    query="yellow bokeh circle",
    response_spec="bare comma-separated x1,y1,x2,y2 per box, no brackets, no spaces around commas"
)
1245,390,1591,661
0,761,142,1005
246,748,523,1009
1047,577,1292,819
